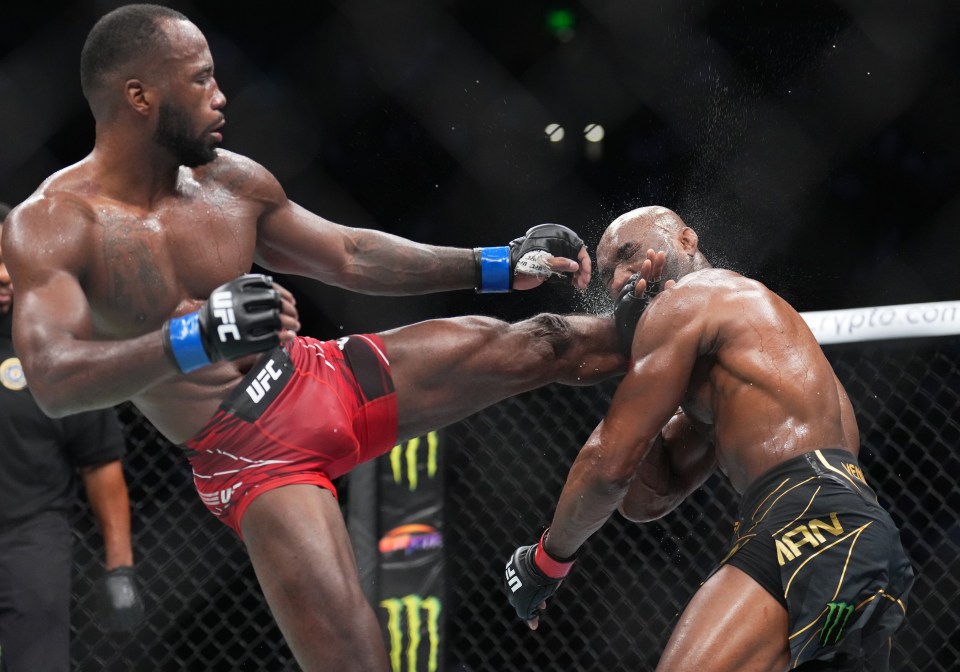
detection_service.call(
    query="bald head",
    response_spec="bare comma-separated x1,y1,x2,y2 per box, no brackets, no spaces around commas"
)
603,206,687,248
597,206,711,295
80,4,189,115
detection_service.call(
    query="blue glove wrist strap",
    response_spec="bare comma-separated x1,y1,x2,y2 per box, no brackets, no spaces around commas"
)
477,246,511,293
166,312,211,373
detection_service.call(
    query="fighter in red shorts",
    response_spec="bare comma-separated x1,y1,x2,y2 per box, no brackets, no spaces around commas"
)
184,334,399,536
2,6,626,671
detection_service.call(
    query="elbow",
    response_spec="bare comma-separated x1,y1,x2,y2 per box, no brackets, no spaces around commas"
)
523,313,625,386
617,495,677,523
585,463,636,507
29,384,75,418
617,477,679,522
15,330,119,416
616,469,678,523
20,361,80,418
579,441,643,497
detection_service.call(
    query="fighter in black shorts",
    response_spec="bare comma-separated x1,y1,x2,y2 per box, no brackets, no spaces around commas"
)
503,206,914,671
718,449,913,669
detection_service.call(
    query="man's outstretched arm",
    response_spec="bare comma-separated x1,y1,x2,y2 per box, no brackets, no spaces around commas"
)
542,288,705,559
240,153,592,293
503,285,708,628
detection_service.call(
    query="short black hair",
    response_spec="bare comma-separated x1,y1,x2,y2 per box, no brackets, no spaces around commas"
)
80,4,188,100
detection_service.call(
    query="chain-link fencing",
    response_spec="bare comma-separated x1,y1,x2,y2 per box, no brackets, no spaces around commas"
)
66,334,958,671
0,2,946,670
443,336,960,671
69,404,297,671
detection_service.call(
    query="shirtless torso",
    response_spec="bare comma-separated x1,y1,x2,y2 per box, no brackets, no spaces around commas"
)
660,267,860,493
15,153,276,442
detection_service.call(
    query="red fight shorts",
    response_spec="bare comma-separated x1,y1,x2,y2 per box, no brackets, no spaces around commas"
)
182,334,398,537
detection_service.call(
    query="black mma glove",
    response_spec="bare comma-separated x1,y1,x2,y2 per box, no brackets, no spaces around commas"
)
614,272,663,355
503,530,576,622
95,566,145,633
163,273,282,373
474,224,585,292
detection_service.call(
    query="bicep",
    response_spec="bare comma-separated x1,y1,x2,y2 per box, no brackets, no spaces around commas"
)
4,206,96,366
209,153,353,281
255,197,356,283
13,268,95,370
596,313,705,481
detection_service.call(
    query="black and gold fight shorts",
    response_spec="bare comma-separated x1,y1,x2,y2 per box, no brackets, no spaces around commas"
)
715,449,915,670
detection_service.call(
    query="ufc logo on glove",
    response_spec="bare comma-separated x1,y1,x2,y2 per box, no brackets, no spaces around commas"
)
211,290,241,342
505,557,523,593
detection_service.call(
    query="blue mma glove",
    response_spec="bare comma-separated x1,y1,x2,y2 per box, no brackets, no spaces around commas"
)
475,224,585,292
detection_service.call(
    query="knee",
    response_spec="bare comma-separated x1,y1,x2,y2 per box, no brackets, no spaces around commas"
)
269,567,374,635
517,313,574,360
457,313,572,367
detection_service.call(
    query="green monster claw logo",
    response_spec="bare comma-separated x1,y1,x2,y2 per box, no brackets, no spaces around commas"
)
380,594,442,672
389,431,439,491
820,601,855,646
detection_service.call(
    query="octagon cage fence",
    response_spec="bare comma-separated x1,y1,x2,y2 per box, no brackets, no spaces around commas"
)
67,301,959,671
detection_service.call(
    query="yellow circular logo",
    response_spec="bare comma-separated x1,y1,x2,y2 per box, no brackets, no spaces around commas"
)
0,357,27,391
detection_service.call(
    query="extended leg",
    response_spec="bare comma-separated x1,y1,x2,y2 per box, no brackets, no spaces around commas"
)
241,485,390,672
657,565,790,672
380,313,624,442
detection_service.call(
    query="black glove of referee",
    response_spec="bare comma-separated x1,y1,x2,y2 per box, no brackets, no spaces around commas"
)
95,566,145,632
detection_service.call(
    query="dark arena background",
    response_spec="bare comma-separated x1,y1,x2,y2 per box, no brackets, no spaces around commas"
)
2,1,959,671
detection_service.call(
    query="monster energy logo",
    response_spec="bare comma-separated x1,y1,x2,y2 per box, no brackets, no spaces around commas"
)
820,601,855,646
380,594,442,672
390,431,439,491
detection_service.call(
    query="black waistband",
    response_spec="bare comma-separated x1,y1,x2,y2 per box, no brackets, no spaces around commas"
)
740,448,873,513
219,346,294,423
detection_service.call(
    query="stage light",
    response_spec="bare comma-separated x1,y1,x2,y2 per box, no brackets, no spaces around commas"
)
584,124,605,142
545,123,565,142
546,9,576,42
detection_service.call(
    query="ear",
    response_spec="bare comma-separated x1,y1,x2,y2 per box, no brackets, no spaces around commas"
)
124,79,151,116
679,227,699,256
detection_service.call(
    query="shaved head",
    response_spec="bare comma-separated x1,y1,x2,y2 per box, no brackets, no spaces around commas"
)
602,206,687,251
80,4,189,113
597,206,711,294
